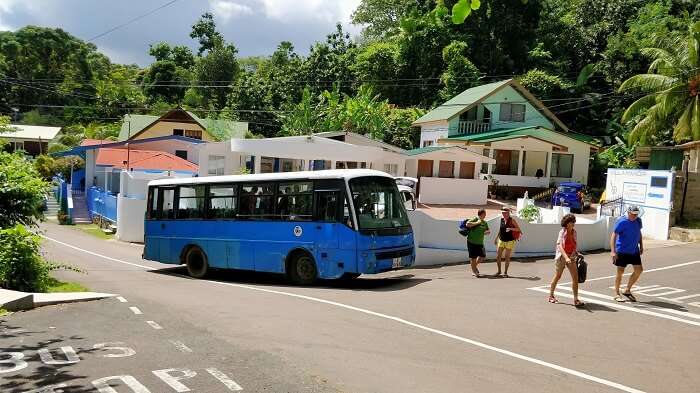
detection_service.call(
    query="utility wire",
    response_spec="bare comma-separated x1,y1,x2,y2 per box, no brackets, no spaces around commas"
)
87,0,182,42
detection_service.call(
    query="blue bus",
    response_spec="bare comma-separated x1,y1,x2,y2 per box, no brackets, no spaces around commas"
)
143,169,415,284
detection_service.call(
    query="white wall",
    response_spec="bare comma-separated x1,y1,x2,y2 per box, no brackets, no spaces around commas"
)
197,141,245,176
419,121,449,147
408,210,615,266
132,139,201,165
418,177,488,205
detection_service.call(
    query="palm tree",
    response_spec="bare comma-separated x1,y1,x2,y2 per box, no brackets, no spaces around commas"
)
619,22,700,144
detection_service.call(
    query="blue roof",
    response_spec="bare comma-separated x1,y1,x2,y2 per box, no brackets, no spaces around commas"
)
52,135,206,158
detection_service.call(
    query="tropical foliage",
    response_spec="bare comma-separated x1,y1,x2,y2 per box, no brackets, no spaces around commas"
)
619,22,700,144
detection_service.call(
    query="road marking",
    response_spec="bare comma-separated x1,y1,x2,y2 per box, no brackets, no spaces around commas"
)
117,296,128,303
23,383,68,392
129,307,143,315
152,368,197,392
48,235,647,393
169,340,193,353
146,321,163,330
40,235,153,270
529,287,700,327
206,368,243,391
559,260,700,285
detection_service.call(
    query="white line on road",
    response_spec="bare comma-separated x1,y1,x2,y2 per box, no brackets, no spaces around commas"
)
169,340,193,353
206,368,243,391
558,260,700,286
129,307,143,315
146,320,163,330
117,296,128,303
529,287,700,327
41,235,153,270
553,287,700,321
46,234,647,393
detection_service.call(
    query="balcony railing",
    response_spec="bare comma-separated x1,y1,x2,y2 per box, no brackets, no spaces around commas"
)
458,120,490,135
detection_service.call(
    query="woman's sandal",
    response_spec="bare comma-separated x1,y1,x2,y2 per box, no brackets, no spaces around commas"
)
574,300,585,308
614,296,626,302
622,292,637,302
548,296,558,304
502,273,509,278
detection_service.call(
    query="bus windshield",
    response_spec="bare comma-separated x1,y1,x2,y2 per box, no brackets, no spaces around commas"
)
349,176,410,232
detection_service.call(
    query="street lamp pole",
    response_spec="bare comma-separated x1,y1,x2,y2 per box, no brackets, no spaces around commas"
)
126,119,131,171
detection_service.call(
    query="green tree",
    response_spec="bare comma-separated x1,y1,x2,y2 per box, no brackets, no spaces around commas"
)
0,152,49,228
352,0,429,39
279,88,321,135
353,42,402,103
619,22,700,144
190,12,224,55
439,41,480,101
517,69,572,99
301,24,358,97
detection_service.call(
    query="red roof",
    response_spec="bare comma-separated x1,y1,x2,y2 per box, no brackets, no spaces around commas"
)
81,139,113,146
96,148,198,172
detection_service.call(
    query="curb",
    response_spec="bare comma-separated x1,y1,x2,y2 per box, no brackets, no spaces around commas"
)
0,289,116,311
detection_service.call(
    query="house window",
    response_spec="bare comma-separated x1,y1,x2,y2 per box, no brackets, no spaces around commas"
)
499,103,526,122
481,148,490,174
438,161,455,178
383,163,398,176
493,149,520,176
173,129,184,136
208,155,225,176
423,140,434,147
521,151,548,177
175,150,188,160
551,153,574,178
184,130,202,140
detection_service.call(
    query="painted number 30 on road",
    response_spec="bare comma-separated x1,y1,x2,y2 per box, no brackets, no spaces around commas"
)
0,342,242,392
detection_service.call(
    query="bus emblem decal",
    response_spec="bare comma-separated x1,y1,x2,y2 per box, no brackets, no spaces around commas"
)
293,226,303,237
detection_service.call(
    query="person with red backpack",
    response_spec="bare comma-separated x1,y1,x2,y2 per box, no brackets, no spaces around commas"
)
494,206,521,278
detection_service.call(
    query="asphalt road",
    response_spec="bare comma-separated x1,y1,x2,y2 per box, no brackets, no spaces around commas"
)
2,222,699,393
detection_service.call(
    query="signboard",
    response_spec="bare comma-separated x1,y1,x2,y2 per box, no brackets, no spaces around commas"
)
605,169,674,240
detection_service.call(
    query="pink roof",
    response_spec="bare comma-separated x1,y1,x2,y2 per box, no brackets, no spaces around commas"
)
81,139,113,146
96,148,198,172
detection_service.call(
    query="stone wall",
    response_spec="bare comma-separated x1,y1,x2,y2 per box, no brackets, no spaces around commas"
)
673,173,700,222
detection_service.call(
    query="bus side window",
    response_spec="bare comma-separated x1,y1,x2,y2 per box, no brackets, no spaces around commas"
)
315,191,339,222
161,188,175,219
147,187,159,219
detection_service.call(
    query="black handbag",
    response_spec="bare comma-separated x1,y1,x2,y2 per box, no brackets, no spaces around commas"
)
576,254,587,283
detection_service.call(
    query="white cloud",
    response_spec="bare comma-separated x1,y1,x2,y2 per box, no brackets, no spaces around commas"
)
258,0,361,25
210,0,254,22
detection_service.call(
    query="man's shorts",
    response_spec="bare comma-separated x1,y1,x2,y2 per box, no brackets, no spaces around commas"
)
614,252,642,267
467,242,486,259
497,239,516,250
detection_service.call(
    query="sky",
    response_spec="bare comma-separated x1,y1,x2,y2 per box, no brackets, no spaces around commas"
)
0,0,363,66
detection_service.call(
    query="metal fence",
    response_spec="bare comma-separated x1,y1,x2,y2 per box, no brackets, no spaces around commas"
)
600,197,625,217
87,186,118,223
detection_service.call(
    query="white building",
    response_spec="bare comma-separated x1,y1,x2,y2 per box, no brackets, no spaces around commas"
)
0,124,61,157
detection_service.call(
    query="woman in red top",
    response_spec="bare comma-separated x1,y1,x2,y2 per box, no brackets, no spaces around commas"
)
548,213,584,307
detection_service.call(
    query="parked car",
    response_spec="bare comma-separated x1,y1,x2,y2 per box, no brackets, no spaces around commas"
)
551,182,587,213
398,184,417,211
395,177,418,193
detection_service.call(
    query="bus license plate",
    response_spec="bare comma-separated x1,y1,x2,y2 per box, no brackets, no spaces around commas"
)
392,257,402,268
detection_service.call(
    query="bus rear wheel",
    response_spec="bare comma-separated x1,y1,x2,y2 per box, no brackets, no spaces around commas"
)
185,246,209,279
288,252,317,285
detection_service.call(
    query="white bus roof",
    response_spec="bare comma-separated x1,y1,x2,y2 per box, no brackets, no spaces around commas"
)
148,169,394,187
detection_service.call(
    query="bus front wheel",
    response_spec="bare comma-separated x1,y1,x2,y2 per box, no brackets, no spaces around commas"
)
185,246,209,279
288,252,317,285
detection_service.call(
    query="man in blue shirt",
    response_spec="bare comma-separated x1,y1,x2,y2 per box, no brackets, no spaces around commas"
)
610,205,643,302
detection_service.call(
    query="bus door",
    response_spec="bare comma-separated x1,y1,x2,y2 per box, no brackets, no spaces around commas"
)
156,187,176,263
314,185,357,276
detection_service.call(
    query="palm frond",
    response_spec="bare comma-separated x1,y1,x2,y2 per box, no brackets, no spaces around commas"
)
621,94,656,123
656,83,689,119
691,96,700,141
628,104,662,145
673,101,693,142
618,74,677,93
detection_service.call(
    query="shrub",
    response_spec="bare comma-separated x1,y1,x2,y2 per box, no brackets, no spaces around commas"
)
518,204,542,223
0,225,51,292
0,152,50,228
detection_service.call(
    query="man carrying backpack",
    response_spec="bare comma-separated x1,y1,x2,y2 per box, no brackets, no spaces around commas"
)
465,209,490,278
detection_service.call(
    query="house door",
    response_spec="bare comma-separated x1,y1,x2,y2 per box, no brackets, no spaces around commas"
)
459,162,475,179
417,160,433,178
495,150,512,175
438,161,455,178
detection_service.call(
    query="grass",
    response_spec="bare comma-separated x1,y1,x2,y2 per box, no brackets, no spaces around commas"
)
46,277,89,293
73,223,114,240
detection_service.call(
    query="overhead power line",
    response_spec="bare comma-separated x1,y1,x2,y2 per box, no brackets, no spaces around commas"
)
87,0,182,42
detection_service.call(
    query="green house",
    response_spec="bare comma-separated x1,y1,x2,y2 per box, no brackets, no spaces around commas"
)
413,79,598,188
